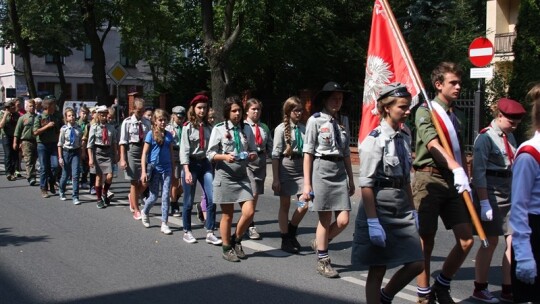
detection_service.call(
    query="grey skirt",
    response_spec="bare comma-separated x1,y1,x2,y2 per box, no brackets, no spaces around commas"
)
124,143,142,181
311,158,351,211
474,175,512,236
90,146,112,175
213,161,253,204
276,156,303,196
247,154,267,195
172,148,181,179
351,188,423,270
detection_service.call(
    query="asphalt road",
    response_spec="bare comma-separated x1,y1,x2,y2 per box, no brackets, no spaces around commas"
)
0,148,506,303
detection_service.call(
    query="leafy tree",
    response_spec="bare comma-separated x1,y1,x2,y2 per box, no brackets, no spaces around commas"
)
27,1,85,105
118,0,205,106
80,0,118,105
227,1,371,101
403,0,486,89
508,0,540,142
201,0,245,121
0,1,85,103
0,0,37,97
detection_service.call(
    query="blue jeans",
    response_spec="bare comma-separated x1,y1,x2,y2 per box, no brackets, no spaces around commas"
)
143,170,171,223
37,142,58,190
181,159,215,232
60,149,81,199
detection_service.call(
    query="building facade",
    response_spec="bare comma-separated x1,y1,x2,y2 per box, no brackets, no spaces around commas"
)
0,27,153,104
486,0,520,78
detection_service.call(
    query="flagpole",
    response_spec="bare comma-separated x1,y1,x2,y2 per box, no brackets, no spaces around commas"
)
379,0,488,248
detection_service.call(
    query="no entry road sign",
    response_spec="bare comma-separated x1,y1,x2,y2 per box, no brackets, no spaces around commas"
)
468,37,494,68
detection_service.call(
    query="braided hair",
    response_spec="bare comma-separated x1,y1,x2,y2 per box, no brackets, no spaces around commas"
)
282,96,302,156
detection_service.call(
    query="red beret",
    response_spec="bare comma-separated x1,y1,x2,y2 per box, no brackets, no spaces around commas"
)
498,98,526,118
190,94,209,106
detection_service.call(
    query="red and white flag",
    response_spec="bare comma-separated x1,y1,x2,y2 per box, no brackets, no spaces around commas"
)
358,0,421,143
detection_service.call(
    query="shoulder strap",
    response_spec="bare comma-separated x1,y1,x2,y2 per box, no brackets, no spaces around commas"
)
516,145,540,164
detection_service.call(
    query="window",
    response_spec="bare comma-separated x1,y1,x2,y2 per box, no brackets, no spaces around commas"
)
1,47,4,65
119,52,136,67
84,44,92,60
45,54,65,64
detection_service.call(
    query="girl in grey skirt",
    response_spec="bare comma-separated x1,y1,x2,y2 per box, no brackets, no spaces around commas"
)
119,98,151,220
271,97,307,254
353,83,423,304
303,82,355,279
244,98,273,240
87,105,118,209
207,96,258,262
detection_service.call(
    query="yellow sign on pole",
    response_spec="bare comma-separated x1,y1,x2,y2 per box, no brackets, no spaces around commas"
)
108,62,128,84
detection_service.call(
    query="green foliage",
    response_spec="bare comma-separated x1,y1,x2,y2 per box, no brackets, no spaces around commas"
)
0,0,84,56
403,0,486,89
227,0,371,98
486,61,512,105
508,0,540,142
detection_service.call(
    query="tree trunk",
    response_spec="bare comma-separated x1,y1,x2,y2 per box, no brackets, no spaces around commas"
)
81,0,110,105
208,57,227,122
55,57,67,108
7,0,37,98
201,0,244,122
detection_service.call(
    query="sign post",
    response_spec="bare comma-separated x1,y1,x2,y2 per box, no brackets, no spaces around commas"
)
107,62,128,122
468,37,494,139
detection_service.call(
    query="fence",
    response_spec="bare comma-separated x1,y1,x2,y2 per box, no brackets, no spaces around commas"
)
348,90,477,154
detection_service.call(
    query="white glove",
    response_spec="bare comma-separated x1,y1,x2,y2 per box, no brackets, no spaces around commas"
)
452,167,471,194
516,259,537,285
479,199,493,221
367,218,386,247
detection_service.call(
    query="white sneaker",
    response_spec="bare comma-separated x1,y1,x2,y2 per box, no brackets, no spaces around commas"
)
107,190,114,199
73,198,81,205
206,232,223,245
183,231,197,244
141,212,150,228
161,223,172,235
248,226,261,240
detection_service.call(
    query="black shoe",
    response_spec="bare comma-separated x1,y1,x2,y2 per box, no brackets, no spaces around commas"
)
7,175,16,181
102,196,110,206
431,283,455,304
290,235,301,251
281,237,299,254
49,182,56,195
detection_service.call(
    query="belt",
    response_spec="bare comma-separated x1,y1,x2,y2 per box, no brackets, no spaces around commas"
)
316,155,344,161
173,146,180,150
257,150,266,155
486,169,512,178
283,153,303,159
63,147,81,152
414,166,445,175
374,178,404,189
21,138,36,142
129,142,142,146
94,144,110,149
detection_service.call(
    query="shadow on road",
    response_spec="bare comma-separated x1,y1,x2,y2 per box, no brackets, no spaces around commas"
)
0,227,51,247
49,274,355,304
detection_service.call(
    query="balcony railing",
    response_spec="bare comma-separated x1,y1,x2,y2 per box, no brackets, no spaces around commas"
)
495,32,516,54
